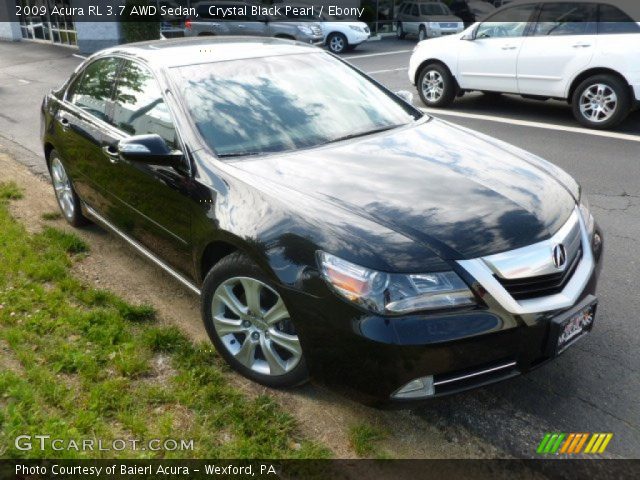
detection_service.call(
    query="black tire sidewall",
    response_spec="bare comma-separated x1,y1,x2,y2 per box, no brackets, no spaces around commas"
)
201,252,309,388
572,74,631,129
417,63,456,108
49,150,88,227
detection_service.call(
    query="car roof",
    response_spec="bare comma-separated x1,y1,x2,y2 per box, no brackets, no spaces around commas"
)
93,36,321,69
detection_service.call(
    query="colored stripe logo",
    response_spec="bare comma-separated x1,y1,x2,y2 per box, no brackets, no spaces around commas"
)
537,433,613,455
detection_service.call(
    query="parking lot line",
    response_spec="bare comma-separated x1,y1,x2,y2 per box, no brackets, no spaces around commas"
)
420,108,640,143
367,67,408,75
344,49,413,60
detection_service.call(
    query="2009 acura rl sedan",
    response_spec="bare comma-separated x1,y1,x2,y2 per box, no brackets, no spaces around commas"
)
41,37,603,404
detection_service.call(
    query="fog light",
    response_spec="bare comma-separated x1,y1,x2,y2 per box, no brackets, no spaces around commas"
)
391,376,435,399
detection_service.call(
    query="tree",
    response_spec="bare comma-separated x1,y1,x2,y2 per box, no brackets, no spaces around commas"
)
121,0,161,44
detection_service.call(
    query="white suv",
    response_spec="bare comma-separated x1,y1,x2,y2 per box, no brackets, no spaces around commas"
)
408,0,640,128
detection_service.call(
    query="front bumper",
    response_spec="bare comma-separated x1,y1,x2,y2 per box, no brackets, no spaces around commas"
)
296,34,324,45
284,224,603,405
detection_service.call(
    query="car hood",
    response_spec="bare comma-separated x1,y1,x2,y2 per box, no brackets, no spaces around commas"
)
229,119,577,260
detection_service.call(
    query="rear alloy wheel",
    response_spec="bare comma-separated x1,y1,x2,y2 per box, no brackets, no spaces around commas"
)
396,23,406,39
49,152,88,227
202,253,308,388
418,26,428,41
417,63,456,108
572,74,631,129
327,32,348,54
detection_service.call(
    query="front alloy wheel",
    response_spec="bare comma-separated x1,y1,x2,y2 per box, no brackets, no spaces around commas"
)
417,63,456,108
327,33,348,54
418,27,428,41
202,253,308,388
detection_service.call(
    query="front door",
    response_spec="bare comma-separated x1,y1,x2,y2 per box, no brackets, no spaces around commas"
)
457,3,538,93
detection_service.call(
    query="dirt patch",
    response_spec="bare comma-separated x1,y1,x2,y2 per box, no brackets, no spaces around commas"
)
0,338,24,375
0,151,505,459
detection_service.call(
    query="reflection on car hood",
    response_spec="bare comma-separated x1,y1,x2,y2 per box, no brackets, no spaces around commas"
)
230,119,577,260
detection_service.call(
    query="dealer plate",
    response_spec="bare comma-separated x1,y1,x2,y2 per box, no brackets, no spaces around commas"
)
548,296,597,356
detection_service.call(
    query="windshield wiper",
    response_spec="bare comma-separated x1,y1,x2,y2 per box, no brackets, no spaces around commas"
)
324,124,405,145
217,151,264,159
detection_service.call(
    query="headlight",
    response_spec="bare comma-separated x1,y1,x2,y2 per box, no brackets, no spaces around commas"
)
579,197,595,236
429,22,440,29
297,25,313,35
318,252,476,315
348,25,364,32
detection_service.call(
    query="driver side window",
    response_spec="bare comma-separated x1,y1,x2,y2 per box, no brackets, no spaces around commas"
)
476,4,538,38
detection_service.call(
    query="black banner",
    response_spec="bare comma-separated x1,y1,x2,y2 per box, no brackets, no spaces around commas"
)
3,459,640,480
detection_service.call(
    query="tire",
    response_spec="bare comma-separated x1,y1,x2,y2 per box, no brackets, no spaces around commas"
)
418,26,428,42
201,252,309,388
327,32,348,54
48,150,88,227
396,23,406,40
571,74,631,129
417,63,456,108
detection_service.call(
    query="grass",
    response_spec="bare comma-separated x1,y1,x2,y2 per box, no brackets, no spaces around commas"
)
0,181,23,200
348,423,389,458
0,182,330,459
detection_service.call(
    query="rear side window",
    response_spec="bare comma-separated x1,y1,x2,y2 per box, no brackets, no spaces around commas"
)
533,2,597,36
411,4,419,16
68,57,120,122
110,60,178,149
598,4,640,34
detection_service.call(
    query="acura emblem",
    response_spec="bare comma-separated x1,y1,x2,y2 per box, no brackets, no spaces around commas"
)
553,244,567,269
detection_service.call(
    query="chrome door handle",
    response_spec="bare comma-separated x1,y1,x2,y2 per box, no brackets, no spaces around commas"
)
572,43,591,48
501,45,517,50
102,145,119,164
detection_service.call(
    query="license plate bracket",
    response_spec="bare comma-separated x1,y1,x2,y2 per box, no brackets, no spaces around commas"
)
546,295,597,357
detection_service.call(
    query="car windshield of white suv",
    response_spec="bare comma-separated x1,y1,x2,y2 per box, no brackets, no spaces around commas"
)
421,4,452,15
172,53,419,157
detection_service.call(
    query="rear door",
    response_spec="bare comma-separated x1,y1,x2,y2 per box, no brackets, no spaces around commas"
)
517,2,598,97
101,59,194,276
457,3,538,93
58,56,121,213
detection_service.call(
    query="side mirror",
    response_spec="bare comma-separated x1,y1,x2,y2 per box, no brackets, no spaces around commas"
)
118,134,182,167
395,90,414,104
461,25,478,40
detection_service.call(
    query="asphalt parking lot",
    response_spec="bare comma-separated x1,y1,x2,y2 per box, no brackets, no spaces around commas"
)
0,37,638,459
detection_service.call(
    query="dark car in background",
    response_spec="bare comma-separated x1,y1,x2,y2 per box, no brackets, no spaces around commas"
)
41,37,603,404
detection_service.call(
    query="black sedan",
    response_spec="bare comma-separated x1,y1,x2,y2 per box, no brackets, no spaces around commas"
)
41,37,603,404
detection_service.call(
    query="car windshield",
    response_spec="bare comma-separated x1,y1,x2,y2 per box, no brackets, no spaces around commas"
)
421,3,452,15
171,53,418,157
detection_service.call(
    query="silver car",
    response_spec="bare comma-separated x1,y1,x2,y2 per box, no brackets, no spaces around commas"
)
396,0,465,41
184,0,324,45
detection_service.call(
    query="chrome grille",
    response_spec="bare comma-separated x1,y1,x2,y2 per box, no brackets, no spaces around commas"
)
310,25,322,36
495,248,583,300
490,213,584,300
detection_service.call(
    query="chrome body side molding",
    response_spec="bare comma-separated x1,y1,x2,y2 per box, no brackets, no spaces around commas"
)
85,205,201,296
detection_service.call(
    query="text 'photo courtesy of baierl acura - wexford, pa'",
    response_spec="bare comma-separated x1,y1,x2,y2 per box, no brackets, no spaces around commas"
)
0,0,639,479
